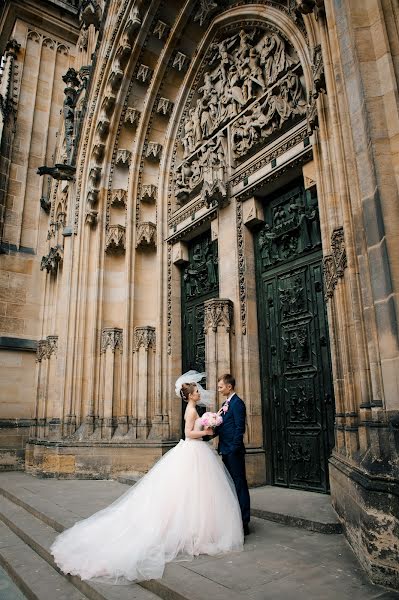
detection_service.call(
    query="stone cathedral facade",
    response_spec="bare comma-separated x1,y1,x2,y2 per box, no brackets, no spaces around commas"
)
0,0,398,589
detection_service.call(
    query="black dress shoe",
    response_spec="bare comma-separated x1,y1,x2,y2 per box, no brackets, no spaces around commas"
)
243,524,250,536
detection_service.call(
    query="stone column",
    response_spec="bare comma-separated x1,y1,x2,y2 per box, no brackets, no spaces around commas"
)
97,328,123,440
133,326,156,440
203,298,234,411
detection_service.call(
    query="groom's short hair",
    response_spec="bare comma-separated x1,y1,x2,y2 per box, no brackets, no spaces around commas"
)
218,373,235,389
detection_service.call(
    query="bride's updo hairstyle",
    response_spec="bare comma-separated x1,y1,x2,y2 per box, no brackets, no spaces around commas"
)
180,382,197,402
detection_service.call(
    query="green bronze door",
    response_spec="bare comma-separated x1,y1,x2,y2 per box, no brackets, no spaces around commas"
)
181,229,219,381
255,183,334,492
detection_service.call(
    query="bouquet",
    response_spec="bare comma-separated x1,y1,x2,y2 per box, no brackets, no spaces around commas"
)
200,412,223,430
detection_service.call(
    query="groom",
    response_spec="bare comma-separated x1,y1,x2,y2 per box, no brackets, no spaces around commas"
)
216,374,250,535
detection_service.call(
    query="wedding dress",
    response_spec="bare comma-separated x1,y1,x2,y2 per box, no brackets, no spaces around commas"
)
51,418,244,584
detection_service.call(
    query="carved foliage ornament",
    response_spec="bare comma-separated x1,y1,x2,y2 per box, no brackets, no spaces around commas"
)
36,335,58,362
101,328,123,353
134,326,156,351
136,222,156,249
323,226,347,299
204,299,234,333
40,245,63,275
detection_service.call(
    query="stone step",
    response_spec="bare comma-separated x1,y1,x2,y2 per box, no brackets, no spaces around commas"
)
250,486,342,534
0,520,88,600
0,486,244,600
0,495,161,600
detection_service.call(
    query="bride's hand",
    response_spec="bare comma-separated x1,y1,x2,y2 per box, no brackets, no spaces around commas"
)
203,427,214,436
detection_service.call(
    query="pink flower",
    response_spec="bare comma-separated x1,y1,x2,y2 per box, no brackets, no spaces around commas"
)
200,412,223,429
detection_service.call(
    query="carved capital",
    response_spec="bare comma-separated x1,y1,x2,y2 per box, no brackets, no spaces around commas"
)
136,222,156,249
134,326,156,351
116,149,131,167
204,299,234,333
111,189,127,207
105,224,126,254
141,184,157,203
101,327,123,353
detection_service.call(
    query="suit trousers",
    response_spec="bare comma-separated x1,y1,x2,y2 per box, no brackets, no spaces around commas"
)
222,451,250,526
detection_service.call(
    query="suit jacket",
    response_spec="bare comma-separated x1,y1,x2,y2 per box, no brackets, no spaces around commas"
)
217,393,246,455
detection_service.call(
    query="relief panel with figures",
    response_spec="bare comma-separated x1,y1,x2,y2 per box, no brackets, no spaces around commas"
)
255,184,334,492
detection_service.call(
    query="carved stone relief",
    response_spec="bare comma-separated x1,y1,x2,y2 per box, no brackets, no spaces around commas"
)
136,64,152,84
116,149,131,167
145,142,162,161
157,97,174,116
111,189,127,207
153,20,169,40
40,246,63,275
323,226,347,299
141,184,157,203
173,51,189,71
124,107,140,127
36,335,58,362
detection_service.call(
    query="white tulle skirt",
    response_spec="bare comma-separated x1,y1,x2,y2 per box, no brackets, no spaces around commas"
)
50,439,244,584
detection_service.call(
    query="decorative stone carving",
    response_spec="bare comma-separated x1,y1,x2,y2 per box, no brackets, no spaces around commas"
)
61,68,80,163
175,132,227,204
77,26,89,52
296,0,325,17
40,246,63,275
92,140,105,161
306,92,318,134
182,236,218,301
141,184,157,203
115,149,131,167
173,51,189,72
136,222,156,249
105,224,126,254
324,227,347,299
136,64,152,84
156,97,174,116
79,0,102,30
37,164,76,181
172,241,189,265
124,6,141,43
40,196,51,213
178,29,302,170
194,0,219,27
107,63,123,92
102,93,116,114
89,165,101,186
87,186,99,205
134,326,156,351
153,20,169,40
85,209,98,226
204,299,233,333
36,335,58,362
111,189,127,207
124,107,140,127
101,327,123,353
231,72,306,159
312,45,326,98
145,142,162,161
96,114,110,138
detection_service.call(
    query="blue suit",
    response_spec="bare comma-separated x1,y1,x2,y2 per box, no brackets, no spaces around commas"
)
217,394,250,527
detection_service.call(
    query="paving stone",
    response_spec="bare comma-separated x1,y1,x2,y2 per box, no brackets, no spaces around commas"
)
0,565,27,600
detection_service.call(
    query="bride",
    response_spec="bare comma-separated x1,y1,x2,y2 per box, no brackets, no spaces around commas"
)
51,373,244,584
